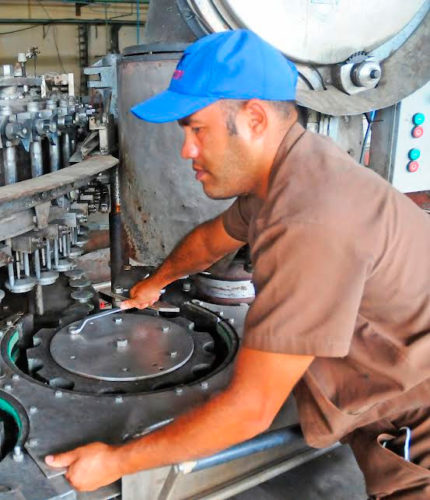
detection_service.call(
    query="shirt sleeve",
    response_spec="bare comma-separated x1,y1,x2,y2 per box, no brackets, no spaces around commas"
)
221,196,252,242
243,218,371,357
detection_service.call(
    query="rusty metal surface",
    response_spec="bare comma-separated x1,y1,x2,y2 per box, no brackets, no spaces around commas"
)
118,56,232,266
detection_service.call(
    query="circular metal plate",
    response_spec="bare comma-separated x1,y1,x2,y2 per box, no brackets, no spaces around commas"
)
50,314,195,381
5,278,36,294
69,278,91,289
186,0,425,64
65,269,86,280
69,247,84,258
55,259,76,272
37,271,59,286
71,289,94,303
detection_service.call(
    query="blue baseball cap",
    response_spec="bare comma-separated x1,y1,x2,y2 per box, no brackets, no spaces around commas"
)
131,29,298,123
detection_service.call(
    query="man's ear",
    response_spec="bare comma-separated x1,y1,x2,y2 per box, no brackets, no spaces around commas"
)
241,99,269,138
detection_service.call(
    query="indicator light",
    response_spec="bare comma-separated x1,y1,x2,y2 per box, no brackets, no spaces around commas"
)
412,126,424,138
412,113,425,126
408,148,421,161
407,161,419,173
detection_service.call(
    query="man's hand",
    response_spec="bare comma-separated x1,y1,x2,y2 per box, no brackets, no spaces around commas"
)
45,442,121,492
120,278,164,310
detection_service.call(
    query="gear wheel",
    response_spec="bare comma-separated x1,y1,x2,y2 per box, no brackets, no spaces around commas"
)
345,51,368,64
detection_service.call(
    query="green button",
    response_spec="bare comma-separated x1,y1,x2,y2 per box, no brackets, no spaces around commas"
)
408,148,421,161
413,113,425,126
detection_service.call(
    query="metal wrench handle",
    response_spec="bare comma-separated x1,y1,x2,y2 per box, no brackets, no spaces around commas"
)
68,307,122,334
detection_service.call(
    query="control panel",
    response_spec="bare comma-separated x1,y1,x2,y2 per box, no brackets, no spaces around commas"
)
391,81,429,193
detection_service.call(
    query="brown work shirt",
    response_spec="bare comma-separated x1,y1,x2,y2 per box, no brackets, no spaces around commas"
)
222,123,430,448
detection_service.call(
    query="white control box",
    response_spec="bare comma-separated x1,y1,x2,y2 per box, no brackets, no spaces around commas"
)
390,81,429,193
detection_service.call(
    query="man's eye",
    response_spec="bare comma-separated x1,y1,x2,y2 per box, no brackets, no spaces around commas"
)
192,127,201,134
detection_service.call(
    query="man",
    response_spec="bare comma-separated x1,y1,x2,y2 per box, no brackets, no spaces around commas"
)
46,30,430,498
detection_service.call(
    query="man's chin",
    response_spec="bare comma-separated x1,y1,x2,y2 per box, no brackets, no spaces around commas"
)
202,187,239,200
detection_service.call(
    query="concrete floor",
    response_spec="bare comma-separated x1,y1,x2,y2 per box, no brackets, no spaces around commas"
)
230,445,367,500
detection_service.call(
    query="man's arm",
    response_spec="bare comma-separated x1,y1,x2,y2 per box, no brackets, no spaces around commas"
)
45,348,314,491
122,214,245,309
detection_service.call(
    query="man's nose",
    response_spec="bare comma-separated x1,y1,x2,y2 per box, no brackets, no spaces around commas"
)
181,136,199,159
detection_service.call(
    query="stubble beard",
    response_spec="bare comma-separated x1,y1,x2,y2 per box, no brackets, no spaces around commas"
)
201,136,255,200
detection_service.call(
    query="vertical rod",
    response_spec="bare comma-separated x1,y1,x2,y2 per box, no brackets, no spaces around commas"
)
54,239,59,268
34,249,41,280
24,252,30,277
7,262,15,288
62,234,68,256
3,146,17,185
46,240,52,270
62,132,71,168
109,166,123,291
30,140,43,178
15,252,21,279
66,233,71,255
35,284,44,316
49,140,60,172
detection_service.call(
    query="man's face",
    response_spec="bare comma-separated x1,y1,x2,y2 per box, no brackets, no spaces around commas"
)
179,102,259,199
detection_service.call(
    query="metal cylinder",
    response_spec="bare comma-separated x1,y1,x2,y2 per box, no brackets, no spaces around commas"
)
109,166,123,290
35,284,44,316
49,140,60,172
7,262,15,288
3,146,17,184
54,239,59,268
30,140,43,178
34,249,41,280
23,252,30,277
62,132,71,168
46,240,52,270
118,45,230,266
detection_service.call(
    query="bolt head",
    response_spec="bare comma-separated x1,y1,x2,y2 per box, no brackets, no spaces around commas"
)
54,390,63,398
175,387,184,396
162,326,170,333
114,317,123,325
200,381,209,391
115,395,123,404
170,351,178,359
116,338,128,348
28,438,38,448
29,406,38,415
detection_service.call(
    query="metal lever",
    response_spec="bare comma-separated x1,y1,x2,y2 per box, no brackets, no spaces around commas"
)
68,307,123,335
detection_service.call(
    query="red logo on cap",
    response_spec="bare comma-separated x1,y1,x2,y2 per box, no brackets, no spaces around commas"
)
173,69,184,80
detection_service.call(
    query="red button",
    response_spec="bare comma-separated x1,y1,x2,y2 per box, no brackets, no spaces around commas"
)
407,161,419,172
412,126,424,138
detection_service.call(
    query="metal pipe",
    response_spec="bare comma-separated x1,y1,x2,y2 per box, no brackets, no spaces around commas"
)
109,166,123,291
54,239,59,268
49,140,60,172
23,253,30,277
7,262,15,288
0,18,147,26
34,249,41,280
176,427,303,474
46,240,52,270
30,140,43,178
62,132,71,168
3,146,17,185
35,284,44,316
62,234,68,256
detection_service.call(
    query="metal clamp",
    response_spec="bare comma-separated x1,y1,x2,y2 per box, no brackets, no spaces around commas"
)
68,307,122,335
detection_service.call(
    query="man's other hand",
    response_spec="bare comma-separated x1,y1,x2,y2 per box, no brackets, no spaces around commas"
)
120,278,164,310
45,442,120,492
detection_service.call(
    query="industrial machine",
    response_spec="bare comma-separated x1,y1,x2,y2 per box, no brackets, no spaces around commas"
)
0,1,429,499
